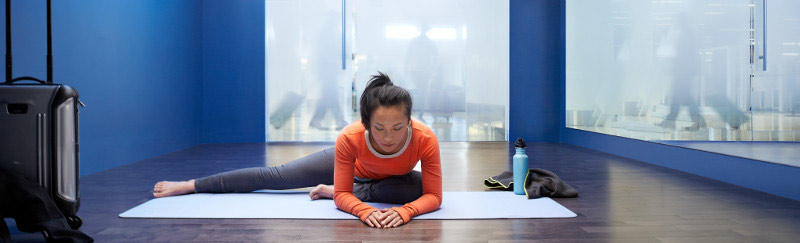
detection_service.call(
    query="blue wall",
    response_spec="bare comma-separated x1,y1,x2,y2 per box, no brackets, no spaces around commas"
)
2,0,204,175
509,0,564,142
201,0,265,143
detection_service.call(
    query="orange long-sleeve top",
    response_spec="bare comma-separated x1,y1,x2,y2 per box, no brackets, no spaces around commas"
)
333,119,442,223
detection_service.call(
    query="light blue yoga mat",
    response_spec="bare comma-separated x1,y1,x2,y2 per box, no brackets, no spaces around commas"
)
119,191,577,219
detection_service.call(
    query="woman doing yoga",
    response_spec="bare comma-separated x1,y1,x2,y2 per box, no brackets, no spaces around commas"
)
152,72,442,228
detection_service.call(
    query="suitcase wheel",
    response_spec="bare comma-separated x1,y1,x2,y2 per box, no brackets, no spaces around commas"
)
67,216,82,230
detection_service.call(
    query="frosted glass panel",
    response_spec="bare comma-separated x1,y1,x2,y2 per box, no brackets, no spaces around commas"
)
266,0,349,141
566,0,753,141
566,0,800,167
751,0,800,141
266,0,509,141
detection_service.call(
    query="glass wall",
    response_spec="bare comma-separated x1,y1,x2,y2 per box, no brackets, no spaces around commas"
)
567,0,799,141
566,0,800,166
266,0,509,141
752,0,800,141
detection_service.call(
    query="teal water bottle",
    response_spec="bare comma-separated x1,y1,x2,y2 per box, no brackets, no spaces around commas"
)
513,138,528,195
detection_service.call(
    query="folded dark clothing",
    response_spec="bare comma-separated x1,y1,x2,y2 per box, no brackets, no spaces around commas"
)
484,168,579,199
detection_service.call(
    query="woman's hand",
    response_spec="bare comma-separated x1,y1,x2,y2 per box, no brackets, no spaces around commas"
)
364,210,385,228
378,208,405,228
363,209,405,228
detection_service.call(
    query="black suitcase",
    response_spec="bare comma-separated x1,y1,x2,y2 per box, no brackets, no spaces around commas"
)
0,0,83,229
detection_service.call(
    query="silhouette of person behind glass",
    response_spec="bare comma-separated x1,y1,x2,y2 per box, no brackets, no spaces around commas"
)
269,10,347,131
308,11,348,130
659,15,706,131
404,25,439,123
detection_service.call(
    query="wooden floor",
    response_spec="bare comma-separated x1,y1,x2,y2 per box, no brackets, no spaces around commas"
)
7,142,800,242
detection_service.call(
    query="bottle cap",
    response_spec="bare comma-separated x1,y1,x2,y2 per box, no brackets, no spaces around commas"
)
515,138,526,148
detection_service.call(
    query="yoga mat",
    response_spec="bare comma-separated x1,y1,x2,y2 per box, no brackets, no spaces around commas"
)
119,191,576,219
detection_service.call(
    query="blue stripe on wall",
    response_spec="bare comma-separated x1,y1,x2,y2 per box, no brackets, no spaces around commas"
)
509,0,564,142
201,0,265,143
1,0,204,175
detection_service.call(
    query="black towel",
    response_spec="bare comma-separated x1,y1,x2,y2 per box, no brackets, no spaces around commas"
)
484,168,579,199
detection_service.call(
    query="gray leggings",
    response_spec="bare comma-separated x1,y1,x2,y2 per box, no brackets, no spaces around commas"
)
194,148,423,204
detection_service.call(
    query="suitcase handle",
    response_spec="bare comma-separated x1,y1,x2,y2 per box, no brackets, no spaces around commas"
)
6,76,48,84
5,0,54,84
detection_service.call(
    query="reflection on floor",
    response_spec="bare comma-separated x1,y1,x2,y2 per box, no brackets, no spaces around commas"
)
654,140,800,168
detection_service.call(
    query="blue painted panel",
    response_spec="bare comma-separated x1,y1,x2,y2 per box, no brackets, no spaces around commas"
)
509,0,564,142
201,0,266,143
1,1,203,175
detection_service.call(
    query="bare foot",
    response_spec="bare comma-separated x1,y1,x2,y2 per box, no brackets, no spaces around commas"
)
153,180,196,198
309,184,334,200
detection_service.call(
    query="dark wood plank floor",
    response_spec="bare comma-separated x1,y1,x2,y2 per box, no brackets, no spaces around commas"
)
7,142,800,242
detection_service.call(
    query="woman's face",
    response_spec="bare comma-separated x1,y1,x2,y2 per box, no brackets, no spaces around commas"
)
369,105,410,154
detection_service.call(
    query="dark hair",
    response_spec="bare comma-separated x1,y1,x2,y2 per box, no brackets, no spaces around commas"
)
360,72,413,131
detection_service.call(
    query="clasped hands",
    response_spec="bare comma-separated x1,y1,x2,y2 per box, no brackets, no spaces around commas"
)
364,208,404,228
